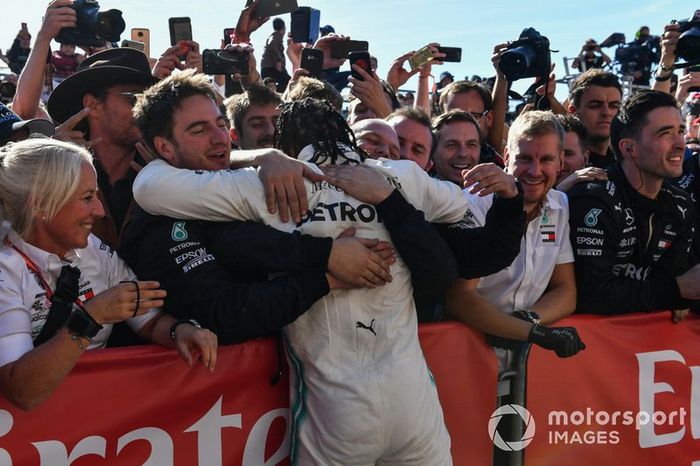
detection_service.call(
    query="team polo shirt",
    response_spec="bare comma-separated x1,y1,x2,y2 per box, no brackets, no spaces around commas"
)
0,230,158,367
464,189,574,313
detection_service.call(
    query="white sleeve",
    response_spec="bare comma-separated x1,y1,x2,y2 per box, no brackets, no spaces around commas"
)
133,160,267,222
0,262,34,367
383,160,470,224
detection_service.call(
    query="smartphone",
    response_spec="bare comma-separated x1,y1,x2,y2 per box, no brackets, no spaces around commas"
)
330,40,369,59
131,28,150,58
223,27,236,45
169,17,192,60
121,39,145,52
203,49,250,75
437,46,462,63
301,48,324,79
349,51,371,81
409,45,434,71
246,0,299,18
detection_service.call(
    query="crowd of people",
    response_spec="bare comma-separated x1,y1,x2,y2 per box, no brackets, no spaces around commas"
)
0,0,699,464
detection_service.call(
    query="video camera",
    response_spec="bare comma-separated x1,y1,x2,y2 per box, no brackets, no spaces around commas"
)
676,16,700,64
499,28,551,81
56,0,125,48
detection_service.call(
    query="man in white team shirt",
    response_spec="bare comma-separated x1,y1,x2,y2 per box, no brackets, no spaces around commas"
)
131,71,517,465
446,111,584,360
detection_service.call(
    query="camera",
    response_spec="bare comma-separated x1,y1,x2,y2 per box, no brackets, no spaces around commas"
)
202,49,250,75
676,17,700,63
499,28,551,81
56,0,125,48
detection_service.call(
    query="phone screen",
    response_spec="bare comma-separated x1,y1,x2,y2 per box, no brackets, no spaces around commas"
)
173,22,192,43
409,45,434,71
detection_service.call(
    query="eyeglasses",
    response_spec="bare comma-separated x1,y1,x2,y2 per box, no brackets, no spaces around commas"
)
106,91,140,105
469,110,490,122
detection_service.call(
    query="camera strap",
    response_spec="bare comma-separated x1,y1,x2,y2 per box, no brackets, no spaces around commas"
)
4,238,83,346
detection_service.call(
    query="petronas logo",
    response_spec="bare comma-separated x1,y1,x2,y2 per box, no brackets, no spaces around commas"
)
171,222,188,241
584,209,602,227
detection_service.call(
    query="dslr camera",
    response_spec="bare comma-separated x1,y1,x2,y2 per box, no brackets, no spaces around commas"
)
675,16,700,63
202,49,250,75
56,0,125,47
499,28,551,81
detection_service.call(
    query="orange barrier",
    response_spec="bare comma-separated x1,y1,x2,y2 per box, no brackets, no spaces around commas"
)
0,322,498,465
526,312,700,466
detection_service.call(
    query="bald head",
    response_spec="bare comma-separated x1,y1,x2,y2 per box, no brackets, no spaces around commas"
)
351,119,400,160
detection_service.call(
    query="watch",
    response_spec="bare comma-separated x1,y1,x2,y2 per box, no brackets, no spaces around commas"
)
512,309,542,325
65,308,103,339
169,319,202,340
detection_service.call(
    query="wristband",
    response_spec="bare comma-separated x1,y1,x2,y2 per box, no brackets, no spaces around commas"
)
654,71,672,82
169,319,202,340
512,309,541,325
65,308,103,340
658,63,674,73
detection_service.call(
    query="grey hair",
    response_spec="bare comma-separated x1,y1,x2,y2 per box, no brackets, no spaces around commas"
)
0,138,93,239
506,110,565,156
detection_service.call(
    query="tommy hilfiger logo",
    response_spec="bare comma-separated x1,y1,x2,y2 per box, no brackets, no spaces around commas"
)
541,231,556,243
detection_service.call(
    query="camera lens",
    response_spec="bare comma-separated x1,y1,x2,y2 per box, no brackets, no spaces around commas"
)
95,9,125,42
676,26,700,61
499,45,536,81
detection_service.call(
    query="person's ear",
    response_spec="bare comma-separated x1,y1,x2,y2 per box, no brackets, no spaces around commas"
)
618,138,636,159
82,93,102,115
566,103,577,115
153,136,175,163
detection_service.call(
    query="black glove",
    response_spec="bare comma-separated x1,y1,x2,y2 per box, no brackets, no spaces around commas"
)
528,324,586,358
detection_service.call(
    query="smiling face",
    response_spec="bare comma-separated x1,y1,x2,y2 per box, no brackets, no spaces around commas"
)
353,119,401,160
30,162,104,256
235,103,280,149
622,106,686,198
433,120,481,185
505,133,563,216
156,94,231,171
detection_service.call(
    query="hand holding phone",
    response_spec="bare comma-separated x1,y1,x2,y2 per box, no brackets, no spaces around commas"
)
169,17,192,60
349,51,372,81
301,48,324,79
408,45,435,71
330,40,369,59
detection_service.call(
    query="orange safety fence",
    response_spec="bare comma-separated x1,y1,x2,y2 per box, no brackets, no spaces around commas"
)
0,322,498,465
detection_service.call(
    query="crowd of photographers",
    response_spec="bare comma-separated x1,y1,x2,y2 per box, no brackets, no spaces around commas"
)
0,0,699,462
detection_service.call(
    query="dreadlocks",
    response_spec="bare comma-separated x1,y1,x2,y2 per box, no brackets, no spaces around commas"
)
275,98,368,165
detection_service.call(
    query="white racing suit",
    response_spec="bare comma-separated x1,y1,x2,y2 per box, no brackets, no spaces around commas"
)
134,147,470,465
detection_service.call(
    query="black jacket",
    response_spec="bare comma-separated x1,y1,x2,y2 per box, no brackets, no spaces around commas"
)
120,190,458,343
568,164,696,314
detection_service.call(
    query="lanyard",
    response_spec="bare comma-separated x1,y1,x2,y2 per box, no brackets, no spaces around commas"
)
3,237,86,310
